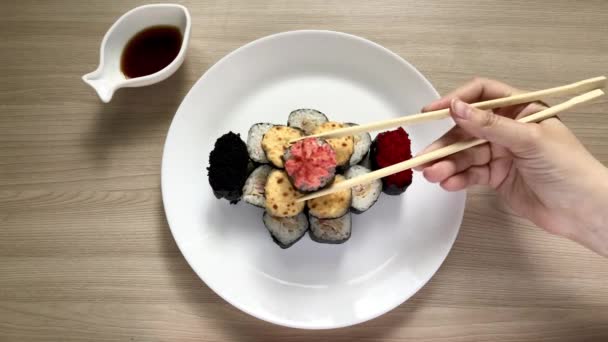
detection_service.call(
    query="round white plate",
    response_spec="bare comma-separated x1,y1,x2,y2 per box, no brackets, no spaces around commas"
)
161,30,465,329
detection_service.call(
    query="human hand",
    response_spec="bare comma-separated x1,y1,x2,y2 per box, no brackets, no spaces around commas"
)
416,78,608,256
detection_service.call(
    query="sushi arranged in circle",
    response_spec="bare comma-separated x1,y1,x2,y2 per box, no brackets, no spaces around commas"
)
206,109,412,248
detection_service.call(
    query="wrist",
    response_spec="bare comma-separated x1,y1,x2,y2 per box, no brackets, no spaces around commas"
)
573,166,608,256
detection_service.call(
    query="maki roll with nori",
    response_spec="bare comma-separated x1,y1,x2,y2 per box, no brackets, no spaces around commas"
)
312,122,354,167
345,165,382,214
370,127,413,195
357,152,372,170
307,175,351,219
242,165,272,207
261,125,304,168
247,123,274,163
309,212,351,244
207,132,251,204
265,169,306,217
345,123,372,166
284,138,337,192
263,211,309,248
287,108,329,135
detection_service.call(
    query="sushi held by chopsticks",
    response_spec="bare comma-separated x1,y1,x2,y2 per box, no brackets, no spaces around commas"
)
284,138,337,193
297,77,607,202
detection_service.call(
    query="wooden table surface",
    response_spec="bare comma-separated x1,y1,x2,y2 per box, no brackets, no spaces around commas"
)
2,1,608,341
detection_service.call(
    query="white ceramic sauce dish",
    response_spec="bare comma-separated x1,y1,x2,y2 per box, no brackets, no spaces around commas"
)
82,4,191,102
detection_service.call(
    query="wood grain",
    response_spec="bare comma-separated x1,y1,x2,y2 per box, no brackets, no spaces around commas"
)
1,0,608,341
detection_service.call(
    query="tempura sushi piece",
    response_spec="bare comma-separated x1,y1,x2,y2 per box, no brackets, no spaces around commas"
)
307,175,351,219
242,165,272,207
261,125,304,168
263,211,309,248
312,122,354,167
344,123,372,166
309,212,351,244
247,123,274,163
264,169,305,217
345,165,382,214
287,108,329,135
370,127,413,195
284,138,337,192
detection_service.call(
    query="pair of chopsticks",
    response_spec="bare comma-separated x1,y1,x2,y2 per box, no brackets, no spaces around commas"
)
296,76,606,202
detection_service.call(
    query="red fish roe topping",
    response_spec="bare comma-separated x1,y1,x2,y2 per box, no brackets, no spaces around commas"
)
374,127,412,188
285,138,337,190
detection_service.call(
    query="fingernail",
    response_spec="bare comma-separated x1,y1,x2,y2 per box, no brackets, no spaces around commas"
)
420,105,431,112
451,98,470,120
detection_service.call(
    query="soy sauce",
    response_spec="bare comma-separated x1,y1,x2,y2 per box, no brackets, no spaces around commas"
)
120,25,182,78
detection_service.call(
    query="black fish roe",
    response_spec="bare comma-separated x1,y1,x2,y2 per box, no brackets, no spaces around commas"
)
207,132,251,204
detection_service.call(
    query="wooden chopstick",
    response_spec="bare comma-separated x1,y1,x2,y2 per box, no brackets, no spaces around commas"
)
291,76,606,143
296,89,605,202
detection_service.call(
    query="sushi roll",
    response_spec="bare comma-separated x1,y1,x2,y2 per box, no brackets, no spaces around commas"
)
358,152,372,170
265,169,306,217
312,122,354,167
247,123,274,163
345,123,372,166
309,212,351,244
263,211,309,248
284,137,337,193
307,175,351,219
370,127,413,195
207,132,251,204
242,165,272,207
287,108,329,135
345,165,382,214
261,125,304,168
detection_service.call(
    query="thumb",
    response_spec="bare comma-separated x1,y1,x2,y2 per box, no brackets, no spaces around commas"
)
450,98,540,154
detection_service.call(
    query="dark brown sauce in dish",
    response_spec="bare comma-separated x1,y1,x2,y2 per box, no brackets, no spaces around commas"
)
120,25,182,78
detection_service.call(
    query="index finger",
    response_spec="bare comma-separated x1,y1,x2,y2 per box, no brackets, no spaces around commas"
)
422,77,520,112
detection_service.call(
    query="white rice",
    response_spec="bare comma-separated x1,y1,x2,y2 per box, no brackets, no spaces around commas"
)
247,123,274,163
345,165,381,213
287,109,328,135
263,212,309,247
242,165,272,207
309,213,351,243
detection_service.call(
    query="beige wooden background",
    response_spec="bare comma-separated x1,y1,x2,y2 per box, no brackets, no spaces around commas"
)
2,1,608,341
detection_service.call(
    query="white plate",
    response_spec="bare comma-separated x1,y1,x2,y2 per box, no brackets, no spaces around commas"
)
161,30,465,329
